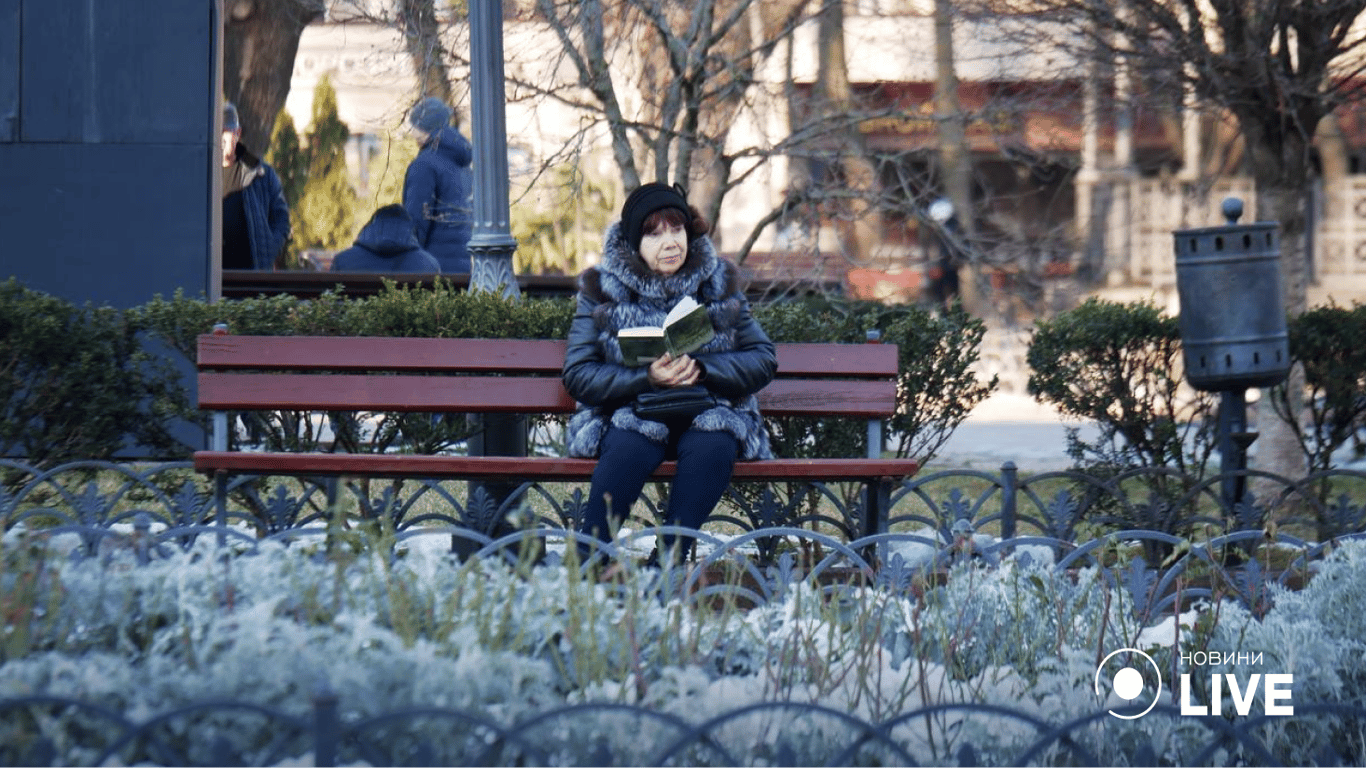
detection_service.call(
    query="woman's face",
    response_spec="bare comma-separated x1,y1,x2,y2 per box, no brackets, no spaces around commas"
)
639,219,688,276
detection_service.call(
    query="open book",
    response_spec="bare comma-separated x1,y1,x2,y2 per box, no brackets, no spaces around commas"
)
617,295,715,366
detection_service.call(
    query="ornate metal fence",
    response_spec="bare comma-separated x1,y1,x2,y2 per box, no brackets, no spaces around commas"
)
4,688,1365,766
5,457,1366,615
5,457,1363,555
5,456,1360,535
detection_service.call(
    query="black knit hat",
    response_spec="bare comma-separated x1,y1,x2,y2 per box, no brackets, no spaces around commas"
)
621,182,690,253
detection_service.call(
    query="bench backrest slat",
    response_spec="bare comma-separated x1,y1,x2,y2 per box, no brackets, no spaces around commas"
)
198,336,570,373
195,335,900,419
197,335,898,378
196,373,897,418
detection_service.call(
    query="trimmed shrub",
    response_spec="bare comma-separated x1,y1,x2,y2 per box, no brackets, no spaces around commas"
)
1027,297,1218,476
7,280,992,487
0,279,188,467
1026,298,1220,552
1271,302,1366,474
755,297,995,463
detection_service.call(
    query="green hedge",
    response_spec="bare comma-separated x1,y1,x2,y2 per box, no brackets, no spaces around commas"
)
753,298,994,462
1027,296,1366,477
0,279,187,466
1271,303,1366,474
1026,297,1219,476
4,280,996,469
1026,297,1366,547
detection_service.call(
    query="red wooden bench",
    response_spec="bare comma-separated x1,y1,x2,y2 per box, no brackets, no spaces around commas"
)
193,334,920,542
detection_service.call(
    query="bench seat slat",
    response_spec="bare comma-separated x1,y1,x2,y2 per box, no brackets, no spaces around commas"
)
196,336,899,378
194,452,919,481
197,374,898,417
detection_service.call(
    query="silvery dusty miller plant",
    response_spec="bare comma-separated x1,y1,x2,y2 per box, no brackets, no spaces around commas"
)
2,530,1365,764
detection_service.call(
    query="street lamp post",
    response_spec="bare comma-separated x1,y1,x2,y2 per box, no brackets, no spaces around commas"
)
468,0,519,299
464,0,524,548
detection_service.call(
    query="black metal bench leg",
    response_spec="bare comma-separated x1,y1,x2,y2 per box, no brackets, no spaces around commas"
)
214,470,229,547
861,478,890,567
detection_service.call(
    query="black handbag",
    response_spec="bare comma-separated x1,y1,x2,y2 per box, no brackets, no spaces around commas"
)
632,385,718,422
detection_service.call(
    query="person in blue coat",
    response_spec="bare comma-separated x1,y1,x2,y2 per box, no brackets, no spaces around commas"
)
402,97,474,274
220,102,291,270
331,204,441,273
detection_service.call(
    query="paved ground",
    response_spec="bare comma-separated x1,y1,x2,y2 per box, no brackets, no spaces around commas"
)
928,392,1365,473
926,393,1100,472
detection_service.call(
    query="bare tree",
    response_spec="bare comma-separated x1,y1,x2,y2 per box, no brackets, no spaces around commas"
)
812,0,883,265
933,0,978,308
398,0,456,108
527,0,916,258
984,0,1366,477
322,1,1030,283
223,0,327,151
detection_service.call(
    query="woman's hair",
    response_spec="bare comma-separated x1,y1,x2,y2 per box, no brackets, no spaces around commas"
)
641,205,710,241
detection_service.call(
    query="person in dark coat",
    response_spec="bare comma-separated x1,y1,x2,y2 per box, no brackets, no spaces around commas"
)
331,204,441,273
562,183,777,565
402,97,474,274
220,102,291,270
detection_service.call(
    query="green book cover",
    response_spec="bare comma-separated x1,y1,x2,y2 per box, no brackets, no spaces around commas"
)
617,296,715,366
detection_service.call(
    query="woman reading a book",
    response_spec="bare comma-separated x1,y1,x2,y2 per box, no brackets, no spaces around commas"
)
562,182,777,565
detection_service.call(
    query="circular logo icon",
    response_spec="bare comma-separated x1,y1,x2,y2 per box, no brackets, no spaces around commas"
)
1094,647,1163,719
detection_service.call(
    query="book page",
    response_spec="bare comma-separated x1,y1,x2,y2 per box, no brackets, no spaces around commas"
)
662,297,714,357
664,296,702,327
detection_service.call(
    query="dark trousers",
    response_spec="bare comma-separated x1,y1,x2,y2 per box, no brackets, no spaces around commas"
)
578,425,739,559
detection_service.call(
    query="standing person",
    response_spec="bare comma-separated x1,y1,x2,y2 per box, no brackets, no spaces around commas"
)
402,96,474,274
927,197,963,309
220,102,291,270
331,204,441,273
562,183,777,565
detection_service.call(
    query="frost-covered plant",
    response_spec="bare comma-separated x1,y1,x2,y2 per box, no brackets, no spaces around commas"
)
4,532,1366,765
1188,540,1366,764
909,560,1141,684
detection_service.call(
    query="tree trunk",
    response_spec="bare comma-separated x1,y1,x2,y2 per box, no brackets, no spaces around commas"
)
399,0,454,113
1246,128,1310,499
815,0,880,267
223,0,325,152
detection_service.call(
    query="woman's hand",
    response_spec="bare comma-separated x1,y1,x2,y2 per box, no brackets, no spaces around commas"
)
647,353,701,388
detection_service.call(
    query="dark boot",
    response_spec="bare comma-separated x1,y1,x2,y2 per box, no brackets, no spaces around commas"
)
645,540,689,569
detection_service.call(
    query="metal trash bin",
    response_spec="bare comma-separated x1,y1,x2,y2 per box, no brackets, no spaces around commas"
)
1173,198,1290,391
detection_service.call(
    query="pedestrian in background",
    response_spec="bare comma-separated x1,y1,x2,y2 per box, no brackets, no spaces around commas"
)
403,96,474,274
220,102,291,270
331,204,441,273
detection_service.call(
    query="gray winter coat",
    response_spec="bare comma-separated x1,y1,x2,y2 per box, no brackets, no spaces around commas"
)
562,221,776,460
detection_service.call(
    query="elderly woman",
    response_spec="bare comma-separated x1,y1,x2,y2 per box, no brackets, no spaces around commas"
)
562,183,776,565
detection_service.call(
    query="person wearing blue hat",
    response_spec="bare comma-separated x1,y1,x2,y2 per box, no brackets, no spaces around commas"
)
402,96,474,274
